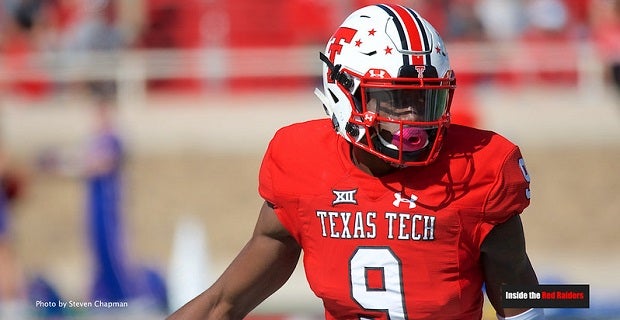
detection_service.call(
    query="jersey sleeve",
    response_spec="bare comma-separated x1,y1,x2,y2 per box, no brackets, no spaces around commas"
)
258,128,303,243
258,136,278,205
478,146,531,242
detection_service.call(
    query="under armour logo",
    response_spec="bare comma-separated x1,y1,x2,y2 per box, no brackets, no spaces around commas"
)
333,189,358,205
363,112,377,125
393,192,418,209
366,69,391,79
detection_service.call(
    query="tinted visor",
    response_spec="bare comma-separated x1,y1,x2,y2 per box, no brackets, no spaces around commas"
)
365,87,449,122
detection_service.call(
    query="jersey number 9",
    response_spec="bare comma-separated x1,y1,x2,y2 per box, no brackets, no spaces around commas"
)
350,247,407,319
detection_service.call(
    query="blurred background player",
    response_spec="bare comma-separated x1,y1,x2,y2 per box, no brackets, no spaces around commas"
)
168,4,543,320
37,95,168,313
83,96,131,303
0,142,28,317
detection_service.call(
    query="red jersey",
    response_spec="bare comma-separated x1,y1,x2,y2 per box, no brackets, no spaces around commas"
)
259,119,531,320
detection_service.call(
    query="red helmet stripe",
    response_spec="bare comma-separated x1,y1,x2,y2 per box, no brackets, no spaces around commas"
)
389,5,425,65
377,4,427,66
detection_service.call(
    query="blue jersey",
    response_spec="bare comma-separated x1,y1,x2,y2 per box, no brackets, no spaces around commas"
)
84,131,169,310
0,180,8,236
85,131,131,301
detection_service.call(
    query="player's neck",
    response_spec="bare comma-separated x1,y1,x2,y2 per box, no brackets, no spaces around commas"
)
350,146,397,177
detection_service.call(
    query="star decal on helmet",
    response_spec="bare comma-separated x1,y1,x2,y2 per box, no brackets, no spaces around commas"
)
435,45,446,56
384,46,393,54
355,39,363,47
368,28,376,36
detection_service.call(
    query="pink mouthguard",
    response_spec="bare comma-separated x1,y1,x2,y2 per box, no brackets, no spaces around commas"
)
392,127,428,151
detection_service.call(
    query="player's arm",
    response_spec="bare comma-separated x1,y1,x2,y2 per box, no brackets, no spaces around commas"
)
480,214,543,319
167,201,301,320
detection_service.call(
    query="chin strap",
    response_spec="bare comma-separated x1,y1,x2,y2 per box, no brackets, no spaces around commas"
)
316,52,366,143
319,52,354,90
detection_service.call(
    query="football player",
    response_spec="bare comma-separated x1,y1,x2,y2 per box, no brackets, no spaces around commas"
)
0,145,27,315
168,4,543,320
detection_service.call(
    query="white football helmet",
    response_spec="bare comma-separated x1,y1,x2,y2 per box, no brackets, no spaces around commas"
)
315,4,456,166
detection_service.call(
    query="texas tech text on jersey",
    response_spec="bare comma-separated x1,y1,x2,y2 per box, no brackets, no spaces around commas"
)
315,210,436,241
